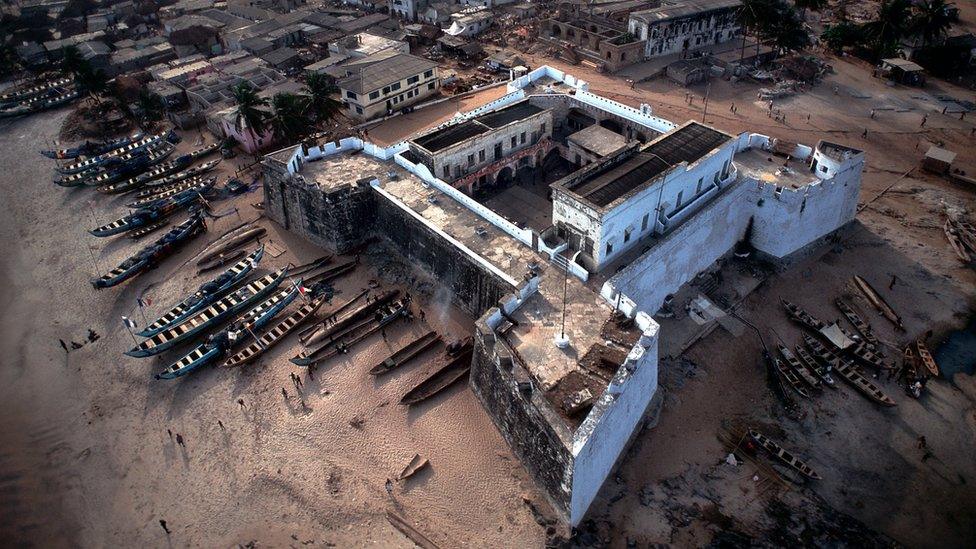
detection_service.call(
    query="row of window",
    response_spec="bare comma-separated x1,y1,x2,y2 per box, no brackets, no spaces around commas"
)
440,126,545,179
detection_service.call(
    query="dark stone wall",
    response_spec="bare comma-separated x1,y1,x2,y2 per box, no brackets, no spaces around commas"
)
373,197,512,317
263,161,376,253
470,322,574,520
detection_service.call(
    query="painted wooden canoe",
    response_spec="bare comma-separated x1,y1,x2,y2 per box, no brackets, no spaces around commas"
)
748,430,821,480
141,157,220,190
137,245,265,337
55,143,175,187
834,299,879,347
195,228,268,266
90,192,200,237
155,285,300,379
57,131,167,174
128,173,216,207
128,221,169,239
781,299,825,332
915,340,940,377
91,213,205,289
125,268,287,357
291,297,409,366
793,344,835,387
2,77,72,105
222,294,326,368
777,345,820,389
41,132,143,160
773,354,810,398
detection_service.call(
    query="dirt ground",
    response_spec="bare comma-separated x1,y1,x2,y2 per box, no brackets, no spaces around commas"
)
1,43,975,547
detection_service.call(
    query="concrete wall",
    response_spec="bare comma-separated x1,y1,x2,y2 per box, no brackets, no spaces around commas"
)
570,312,659,524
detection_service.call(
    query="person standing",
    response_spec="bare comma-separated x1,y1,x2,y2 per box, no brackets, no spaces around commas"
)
159,520,170,534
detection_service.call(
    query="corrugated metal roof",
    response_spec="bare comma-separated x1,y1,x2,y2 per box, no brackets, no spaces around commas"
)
337,53,438,94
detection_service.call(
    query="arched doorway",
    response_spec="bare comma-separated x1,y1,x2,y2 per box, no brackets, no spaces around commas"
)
495,166,514,186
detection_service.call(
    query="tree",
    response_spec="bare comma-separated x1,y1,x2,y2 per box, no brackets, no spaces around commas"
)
303,72,342,124
862,0,912,60
231,81,269,143
76,66,108,102
270,92,311,144
911,0,953,48
136,90,165,123
794,0,827,20
821,22,861,53
767,2,811,52
60,44,86,77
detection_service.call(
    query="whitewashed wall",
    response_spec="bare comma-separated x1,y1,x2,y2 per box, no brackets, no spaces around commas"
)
570,312,659,523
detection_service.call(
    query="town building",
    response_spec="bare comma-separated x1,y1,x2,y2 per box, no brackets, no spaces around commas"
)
260,66,864,528
335,52,440,120
328,32,409,59
628,0,742,59
445,7,493,37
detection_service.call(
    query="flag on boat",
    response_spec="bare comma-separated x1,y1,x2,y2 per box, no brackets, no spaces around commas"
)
137,297,152,308
250,257,259,269
122,316,137,329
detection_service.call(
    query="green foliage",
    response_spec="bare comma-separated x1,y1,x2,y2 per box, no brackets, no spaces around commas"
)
738,0,811,53
821,22,861,53
303,72,342,124
270,92,311,144
231,82,269,138
136,90,165,122
911,0,954,47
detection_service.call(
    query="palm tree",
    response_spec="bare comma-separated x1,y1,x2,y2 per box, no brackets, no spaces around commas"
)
862,0,912,60
231,81,269,145
794,0,827,20
136,90,165,123
737,0,780,62
270,92,311,144
911,0,953,48
303,72,342,124
60,44,87,77
76,66,108,103
767,5,811,53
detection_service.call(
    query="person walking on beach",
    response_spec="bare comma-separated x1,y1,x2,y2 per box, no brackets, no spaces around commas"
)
238,398,246,410
282,387,288,400
167,429,172,439
159,520,170,534
176,434,184,447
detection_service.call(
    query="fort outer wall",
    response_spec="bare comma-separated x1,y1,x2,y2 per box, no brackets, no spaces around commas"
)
601,136,866,317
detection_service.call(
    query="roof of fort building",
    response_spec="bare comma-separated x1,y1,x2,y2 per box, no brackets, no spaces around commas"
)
560,121,732,209
411,99,546,153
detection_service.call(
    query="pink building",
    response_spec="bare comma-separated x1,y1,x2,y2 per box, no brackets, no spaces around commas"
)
218,108,276,154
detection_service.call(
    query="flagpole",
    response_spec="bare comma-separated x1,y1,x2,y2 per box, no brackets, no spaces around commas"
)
122,322,139,346
137,300,148,324
87,246,102,275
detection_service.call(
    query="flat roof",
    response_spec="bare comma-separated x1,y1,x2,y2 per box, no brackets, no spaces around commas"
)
411,99,546,153
413,120,490,152
568,124,629,157
569,122,731,208
632,0,742,23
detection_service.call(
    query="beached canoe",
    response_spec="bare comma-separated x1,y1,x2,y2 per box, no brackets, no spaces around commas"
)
222,294,326,368
400,342,473,406
137,245,265,337
91,213,205,289
125,269,287,357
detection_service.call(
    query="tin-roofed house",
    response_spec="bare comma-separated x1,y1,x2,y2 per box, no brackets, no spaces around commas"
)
336,52,440,120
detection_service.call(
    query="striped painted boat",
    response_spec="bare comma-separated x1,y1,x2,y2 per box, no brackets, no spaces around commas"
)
793,345,835,387
55,143,175,187
91,213,206,289
95,143,219,194
0,88,78,117
137,245,265,337
129,220,168,239
777,345,820,389
41,132,143,160
222,295,326,368
1,77,72,104
127,176,216,210
133,174,205,200
140,158,221,191
57,131,167,174
156,285,301,379
89,200,186,237
803,335,895,407
125,268,287,357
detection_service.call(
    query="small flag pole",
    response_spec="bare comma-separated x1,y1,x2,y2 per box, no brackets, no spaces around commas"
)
136,299,148,324
121,317,139,346
289,276,308,303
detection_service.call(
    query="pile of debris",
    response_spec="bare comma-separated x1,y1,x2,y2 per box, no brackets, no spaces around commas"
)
753,56,833,98
943,214,976,263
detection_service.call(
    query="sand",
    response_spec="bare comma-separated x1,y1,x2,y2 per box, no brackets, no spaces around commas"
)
0,111,547,547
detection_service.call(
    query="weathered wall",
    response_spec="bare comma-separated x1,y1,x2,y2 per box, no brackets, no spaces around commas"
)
373,191,514,316
470,319,576,521
263,162,376,253
570,312,659,524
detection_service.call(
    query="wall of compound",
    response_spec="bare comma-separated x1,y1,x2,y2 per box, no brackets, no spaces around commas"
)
747,158,863,258
570,312,659,524
601,178,754,314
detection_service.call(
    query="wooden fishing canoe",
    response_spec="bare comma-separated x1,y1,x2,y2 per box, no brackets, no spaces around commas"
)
291,297,409,366
195,227,267,266
915,340,940,377
369,330,441,375
400,344,473,406
777,345,820,389
834,298,879,347
773,354,810,398
222,294,326,368
748,430,821,480
91,213,204,289
125,269,286,357
794,344,835,387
